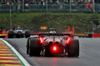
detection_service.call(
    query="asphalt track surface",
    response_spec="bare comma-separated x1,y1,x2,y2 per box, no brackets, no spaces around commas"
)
4,38,100,66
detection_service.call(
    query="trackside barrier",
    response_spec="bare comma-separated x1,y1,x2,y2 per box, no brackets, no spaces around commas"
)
73,33,100,38
30,32,40,35
0,34,8,38
92,33,100,38
73,34,88,38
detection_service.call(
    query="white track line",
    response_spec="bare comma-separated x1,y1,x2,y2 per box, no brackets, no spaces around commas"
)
0,39,31,66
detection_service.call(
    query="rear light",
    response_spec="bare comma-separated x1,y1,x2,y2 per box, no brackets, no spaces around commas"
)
53,46,57,51
66,37,71,44
51,45,58,52
39,37,44,44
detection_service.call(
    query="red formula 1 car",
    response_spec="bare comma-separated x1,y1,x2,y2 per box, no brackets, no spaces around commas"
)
26,33,79,57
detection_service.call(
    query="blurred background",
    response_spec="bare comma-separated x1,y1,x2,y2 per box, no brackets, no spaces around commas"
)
0,0,100,34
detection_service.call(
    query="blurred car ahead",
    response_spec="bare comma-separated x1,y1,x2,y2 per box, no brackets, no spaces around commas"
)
8,26,30,38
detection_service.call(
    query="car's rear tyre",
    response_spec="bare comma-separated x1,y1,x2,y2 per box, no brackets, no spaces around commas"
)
8,31,14,38
67,40,79,57
25,31,30,38
26,37,31,54
28,38,41,56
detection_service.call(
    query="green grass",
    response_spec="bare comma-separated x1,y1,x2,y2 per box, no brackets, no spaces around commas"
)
0,13,100,33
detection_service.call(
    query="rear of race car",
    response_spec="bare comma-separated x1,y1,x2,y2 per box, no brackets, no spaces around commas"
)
26,33,79,57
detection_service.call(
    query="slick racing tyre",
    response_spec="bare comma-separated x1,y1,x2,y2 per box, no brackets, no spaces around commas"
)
28,38,41,56
8,31,14,38
67,40,79,57
26,37,31,54
25,31,30,38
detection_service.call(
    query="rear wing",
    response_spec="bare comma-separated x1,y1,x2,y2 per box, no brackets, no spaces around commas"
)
39,33,73,37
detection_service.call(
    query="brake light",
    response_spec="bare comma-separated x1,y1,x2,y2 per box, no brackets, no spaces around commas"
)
53,46,57,51
51,45,58,52
66,37,71,44
39,37,44,44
